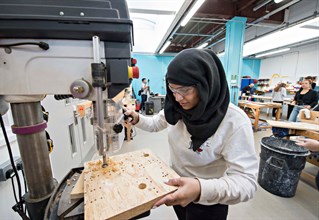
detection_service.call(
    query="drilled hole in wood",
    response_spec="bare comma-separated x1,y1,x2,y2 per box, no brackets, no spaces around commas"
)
143,153,149,157
139,183,147,189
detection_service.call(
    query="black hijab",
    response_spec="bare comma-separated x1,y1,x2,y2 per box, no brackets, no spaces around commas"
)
164,48,230,151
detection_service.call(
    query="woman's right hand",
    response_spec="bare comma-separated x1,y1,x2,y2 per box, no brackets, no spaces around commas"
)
124,109,139,125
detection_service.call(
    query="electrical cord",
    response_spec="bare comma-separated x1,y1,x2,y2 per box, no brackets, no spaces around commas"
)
16,162,28,194
10,175,19,204
16,162,28,214
21,169,28,194
0,41,49,50
0,115,24,213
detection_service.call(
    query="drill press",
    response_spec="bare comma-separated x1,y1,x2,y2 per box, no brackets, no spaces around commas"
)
0,0,139,219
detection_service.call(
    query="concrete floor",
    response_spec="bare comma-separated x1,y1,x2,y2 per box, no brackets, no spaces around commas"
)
108,114,319,220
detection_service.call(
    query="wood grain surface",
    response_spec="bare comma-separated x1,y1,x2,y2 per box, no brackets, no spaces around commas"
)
70,172,84,199
83,149,179,220
266,120,319,131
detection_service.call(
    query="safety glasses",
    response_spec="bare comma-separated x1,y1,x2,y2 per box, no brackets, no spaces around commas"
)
168,84,195,96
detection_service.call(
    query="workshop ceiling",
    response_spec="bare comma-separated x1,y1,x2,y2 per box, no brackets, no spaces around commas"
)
127,0,302,54
167,0,290,53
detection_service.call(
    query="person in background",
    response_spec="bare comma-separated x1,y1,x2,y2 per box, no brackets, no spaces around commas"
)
140,78,149,113
288,79,318,122
271,83,286,120
305,76,316,90
242,83,254,97
295,138,319,189
126,49,258,220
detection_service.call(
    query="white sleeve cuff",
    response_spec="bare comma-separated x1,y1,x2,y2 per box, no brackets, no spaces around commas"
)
194,178,219,205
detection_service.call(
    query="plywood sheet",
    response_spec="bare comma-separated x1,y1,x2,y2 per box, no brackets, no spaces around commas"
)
83,149,179,220
70,172,84,199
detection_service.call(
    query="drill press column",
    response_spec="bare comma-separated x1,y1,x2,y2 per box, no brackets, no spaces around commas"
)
11,101,56,219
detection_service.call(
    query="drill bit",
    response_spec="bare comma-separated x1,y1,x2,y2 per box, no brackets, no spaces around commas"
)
102,155,108,168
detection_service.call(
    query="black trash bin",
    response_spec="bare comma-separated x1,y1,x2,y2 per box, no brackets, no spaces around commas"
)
258,137,310,197
145,101,154,115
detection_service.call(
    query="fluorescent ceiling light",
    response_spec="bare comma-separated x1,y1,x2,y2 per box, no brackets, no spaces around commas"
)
255,48,290,58
196,42,208,49
159,40,171,54
243,16,319,57
180,0,205,27
274,0,283,3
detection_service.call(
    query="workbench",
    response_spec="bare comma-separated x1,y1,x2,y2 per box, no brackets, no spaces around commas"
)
238,101,282,131
241,95,292,117
266,120,319,140
241,95,291,103
241,95,272,101
266,120,319,187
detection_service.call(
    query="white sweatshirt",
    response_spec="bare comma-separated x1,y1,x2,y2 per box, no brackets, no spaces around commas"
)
272,87,287,102
136,103,258,205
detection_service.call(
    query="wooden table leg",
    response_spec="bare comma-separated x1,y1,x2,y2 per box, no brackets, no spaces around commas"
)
275,107,282,120
254,108,260,132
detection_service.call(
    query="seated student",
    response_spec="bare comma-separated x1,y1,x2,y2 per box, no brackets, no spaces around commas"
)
288,79,318,122
126,48,258,220
305,76,316,90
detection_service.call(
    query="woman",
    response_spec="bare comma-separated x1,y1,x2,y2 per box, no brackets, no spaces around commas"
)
271,83,286,119
126,49,258,220
288,79,318,122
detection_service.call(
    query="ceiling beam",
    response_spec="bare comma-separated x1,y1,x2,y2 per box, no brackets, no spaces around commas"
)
237,0,258,12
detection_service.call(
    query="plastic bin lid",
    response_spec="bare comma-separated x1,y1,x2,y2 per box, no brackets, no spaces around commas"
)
261,137,310,156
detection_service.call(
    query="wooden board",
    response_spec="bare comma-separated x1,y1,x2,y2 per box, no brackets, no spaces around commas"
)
83,149,179,220
70,172,85,199
238,100,282,108
266,120,319,132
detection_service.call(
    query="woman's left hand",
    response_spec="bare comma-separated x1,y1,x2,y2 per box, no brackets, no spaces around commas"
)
304,105,311,109
295,138,319,151
153,177,201,208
